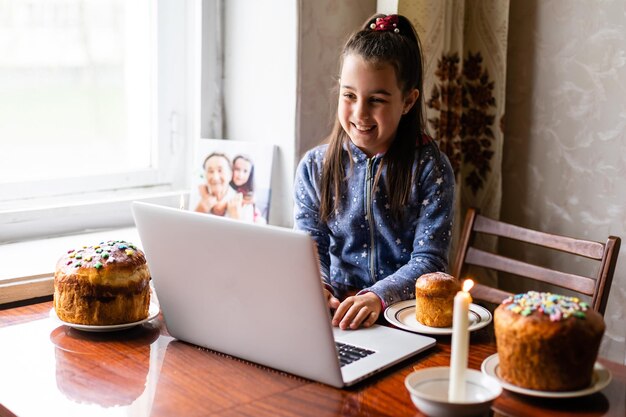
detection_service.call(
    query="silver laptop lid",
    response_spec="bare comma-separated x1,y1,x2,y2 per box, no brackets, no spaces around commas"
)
132,202,344,387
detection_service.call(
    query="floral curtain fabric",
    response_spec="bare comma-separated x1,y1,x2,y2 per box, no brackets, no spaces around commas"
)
397,0,510,284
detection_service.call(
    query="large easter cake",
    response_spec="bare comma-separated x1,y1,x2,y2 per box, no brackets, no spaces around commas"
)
494,291,604,391
54,240,151,325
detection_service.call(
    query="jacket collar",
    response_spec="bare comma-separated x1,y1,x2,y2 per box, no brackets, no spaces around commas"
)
344,139,385,163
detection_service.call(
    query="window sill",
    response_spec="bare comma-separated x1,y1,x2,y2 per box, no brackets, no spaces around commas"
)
0,227,141,305
0,190,186,244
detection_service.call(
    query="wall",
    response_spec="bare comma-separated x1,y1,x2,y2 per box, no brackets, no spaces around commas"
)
503,0,626,363
223,0,298,227
296,0,377,161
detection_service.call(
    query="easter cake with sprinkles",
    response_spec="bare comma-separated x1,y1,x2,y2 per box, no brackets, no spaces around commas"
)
53,240,151,325
494,291,605,391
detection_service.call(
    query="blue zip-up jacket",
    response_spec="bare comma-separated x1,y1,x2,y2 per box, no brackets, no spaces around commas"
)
293,139,455,307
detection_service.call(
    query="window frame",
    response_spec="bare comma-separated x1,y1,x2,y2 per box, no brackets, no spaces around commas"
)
0,0,200,243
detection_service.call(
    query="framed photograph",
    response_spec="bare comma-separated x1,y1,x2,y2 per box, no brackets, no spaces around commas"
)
189,139,275,224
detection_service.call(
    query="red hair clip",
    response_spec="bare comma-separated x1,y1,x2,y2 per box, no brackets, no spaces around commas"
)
369,15,400,33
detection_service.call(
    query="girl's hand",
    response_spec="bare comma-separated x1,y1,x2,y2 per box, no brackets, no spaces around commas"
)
323,287,340,311
332,292,382,330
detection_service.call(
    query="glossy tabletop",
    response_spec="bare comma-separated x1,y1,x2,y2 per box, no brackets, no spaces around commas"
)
0,301,624,417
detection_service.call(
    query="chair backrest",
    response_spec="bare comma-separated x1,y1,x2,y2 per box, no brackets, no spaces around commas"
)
452,208,621,316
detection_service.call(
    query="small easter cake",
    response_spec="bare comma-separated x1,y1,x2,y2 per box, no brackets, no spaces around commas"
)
494,291,605,391
414,272,461,327
54,240,151,325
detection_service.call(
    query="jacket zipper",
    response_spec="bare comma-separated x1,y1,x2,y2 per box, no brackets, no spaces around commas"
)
365,157,376,284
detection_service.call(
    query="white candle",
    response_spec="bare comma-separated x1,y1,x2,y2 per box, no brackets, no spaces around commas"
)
449,279,474,402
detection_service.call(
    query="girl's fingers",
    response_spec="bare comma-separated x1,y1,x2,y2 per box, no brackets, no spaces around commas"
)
323,289,340,310
340,294,383,329
332,298,356,327
362,310,378,328
339,302,364,330
332,301,349,326
348,307,372,329
333,295,382,329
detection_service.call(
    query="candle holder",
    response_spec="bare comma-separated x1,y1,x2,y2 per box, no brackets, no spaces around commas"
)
404,367,501,417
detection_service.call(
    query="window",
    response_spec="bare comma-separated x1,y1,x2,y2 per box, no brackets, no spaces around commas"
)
0,0,198,242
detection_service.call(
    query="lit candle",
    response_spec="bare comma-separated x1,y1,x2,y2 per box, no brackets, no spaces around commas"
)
449,279,474,402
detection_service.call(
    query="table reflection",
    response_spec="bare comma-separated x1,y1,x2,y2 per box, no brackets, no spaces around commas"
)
50,324,160,408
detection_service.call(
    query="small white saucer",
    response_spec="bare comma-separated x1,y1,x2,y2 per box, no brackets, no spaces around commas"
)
481,353,612,398
405,367,501,417
385,301,492,335
50,301,160,332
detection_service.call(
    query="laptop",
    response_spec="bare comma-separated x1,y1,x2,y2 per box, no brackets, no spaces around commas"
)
132,201,435,388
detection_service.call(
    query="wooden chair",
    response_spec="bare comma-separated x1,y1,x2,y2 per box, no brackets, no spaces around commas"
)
452,208,621,316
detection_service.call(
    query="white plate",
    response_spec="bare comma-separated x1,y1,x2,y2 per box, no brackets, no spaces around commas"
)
384,300,492,335
50,301,160,332
481,353,612,398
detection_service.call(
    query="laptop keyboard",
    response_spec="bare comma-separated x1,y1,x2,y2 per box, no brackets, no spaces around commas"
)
335,342,375,367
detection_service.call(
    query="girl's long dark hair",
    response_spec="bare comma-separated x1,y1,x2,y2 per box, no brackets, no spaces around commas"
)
319,14,435,223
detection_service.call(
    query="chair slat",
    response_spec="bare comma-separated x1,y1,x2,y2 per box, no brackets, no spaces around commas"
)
465,247,597,296
473,215,605,259
469,283,512,306
454,208,620,316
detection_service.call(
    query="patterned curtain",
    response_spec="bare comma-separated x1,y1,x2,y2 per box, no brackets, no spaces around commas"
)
383,0,510,286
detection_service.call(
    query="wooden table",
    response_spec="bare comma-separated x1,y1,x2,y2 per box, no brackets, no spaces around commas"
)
0,301,624,417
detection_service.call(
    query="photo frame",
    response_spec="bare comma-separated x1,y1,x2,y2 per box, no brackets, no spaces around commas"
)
189,139,275,224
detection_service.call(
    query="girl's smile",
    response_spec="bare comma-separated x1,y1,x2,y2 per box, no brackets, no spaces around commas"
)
338,54,418,157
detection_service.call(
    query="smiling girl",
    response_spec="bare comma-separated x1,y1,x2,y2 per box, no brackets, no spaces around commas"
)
294,14,455,330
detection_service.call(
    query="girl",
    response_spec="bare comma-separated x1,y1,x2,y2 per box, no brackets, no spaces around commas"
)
294,14,455,330
230,154,266,224
230,154,255,198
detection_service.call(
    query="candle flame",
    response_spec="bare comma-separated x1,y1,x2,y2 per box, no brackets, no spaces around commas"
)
462,279,474,293
179,194,185,210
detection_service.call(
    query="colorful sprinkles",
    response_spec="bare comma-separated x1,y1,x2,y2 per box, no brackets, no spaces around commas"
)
502,291,589,322
61,240,140,270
